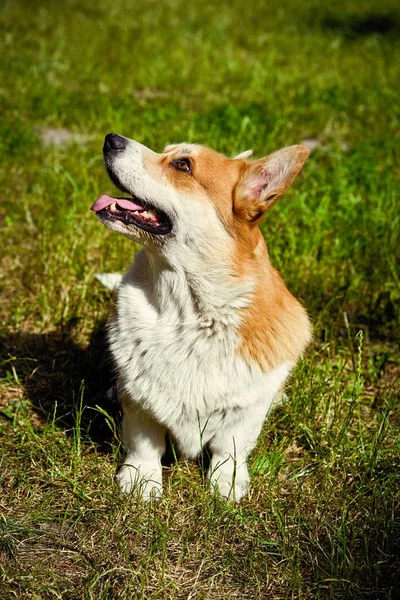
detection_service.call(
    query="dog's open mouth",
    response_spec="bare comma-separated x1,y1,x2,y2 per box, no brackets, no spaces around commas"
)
91,194,172,235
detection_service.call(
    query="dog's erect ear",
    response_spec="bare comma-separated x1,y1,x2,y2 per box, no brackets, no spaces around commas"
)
233,149,253,160
234,145,309,223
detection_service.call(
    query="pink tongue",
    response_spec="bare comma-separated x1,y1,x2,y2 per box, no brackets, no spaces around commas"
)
91,194,145,212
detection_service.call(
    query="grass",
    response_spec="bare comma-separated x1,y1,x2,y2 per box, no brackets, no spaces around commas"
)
0,0,399,598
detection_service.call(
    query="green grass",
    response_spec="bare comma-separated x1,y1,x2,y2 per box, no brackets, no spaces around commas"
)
0,0,399,598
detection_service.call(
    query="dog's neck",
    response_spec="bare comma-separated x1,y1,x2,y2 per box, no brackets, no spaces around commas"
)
143,245,258,327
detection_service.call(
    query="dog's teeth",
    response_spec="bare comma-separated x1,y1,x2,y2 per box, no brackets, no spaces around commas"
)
144,209,158,221
111,202,117,210
125,207,161,223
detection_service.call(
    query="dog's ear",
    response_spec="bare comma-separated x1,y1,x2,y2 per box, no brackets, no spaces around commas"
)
233,149,253,160
234,145,309,223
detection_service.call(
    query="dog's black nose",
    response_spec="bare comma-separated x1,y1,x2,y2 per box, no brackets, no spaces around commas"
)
104,133,127,152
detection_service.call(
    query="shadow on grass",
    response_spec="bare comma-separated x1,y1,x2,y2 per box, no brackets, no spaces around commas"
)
0,322,121,451
321,11,400,38
0,324,185,465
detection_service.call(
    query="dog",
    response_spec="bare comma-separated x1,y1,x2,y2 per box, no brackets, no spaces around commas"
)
91,133,311,501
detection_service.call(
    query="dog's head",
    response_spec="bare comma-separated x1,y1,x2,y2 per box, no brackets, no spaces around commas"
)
91,134,308,255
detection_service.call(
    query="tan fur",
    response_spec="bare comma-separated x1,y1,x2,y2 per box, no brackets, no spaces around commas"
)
237,247,311,370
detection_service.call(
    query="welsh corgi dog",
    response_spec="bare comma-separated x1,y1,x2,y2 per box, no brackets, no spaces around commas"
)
91,133,311,501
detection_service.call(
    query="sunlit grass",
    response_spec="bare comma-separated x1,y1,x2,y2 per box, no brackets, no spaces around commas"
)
0,0,399,598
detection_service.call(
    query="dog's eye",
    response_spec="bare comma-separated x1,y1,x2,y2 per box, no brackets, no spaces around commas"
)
172,158,192,173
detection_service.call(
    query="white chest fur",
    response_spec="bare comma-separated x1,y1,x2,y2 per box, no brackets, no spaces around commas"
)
108,251,291,458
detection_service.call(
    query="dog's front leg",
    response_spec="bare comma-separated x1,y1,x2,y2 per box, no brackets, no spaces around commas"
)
117,394,166,500
207,402,267,502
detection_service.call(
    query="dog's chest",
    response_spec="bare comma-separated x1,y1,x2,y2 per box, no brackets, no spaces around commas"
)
108,276,272,424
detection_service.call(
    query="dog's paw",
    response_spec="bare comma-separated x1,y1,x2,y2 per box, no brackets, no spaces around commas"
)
208,470,249,503
116,462,163,500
